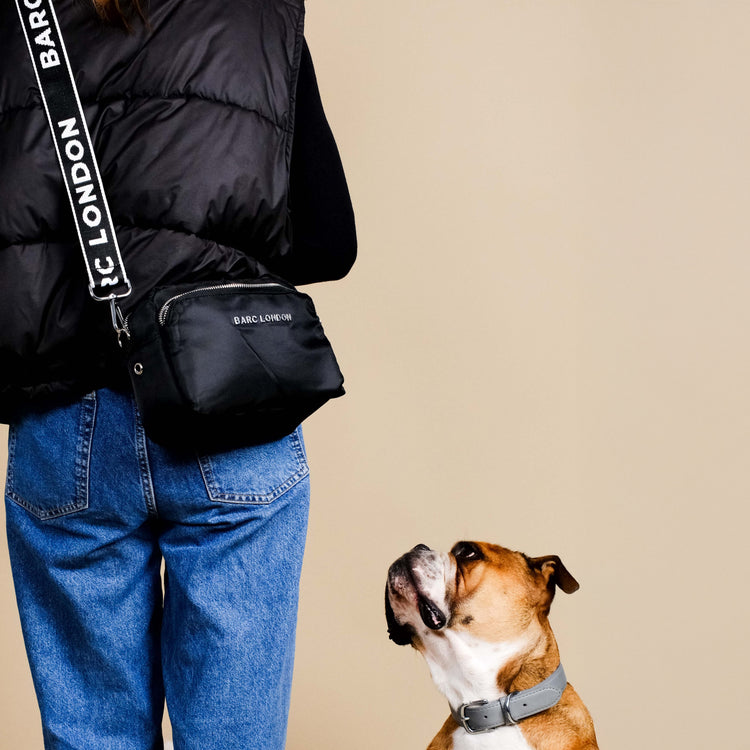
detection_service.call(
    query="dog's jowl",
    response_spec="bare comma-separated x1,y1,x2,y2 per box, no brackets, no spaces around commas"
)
385,542,599,750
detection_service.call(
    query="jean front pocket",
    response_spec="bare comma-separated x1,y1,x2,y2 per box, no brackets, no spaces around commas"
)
5,393,97,520
198,427,309,505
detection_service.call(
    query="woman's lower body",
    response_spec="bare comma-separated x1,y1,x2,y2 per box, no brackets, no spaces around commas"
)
4,387,310,750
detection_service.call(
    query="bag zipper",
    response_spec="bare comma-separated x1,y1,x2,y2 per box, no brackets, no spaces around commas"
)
158,282,289,326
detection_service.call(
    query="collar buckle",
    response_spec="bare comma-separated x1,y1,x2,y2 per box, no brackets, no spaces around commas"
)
458,699,491,734
458,694,517,734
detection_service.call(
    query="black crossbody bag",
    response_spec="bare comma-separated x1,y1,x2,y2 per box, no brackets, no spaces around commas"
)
16,0,345,451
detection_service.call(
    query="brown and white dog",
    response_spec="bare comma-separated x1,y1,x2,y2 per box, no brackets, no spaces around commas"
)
385,542,598,750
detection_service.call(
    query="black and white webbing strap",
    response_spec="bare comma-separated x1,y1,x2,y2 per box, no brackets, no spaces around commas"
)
15,0,132,312
452,664,567,734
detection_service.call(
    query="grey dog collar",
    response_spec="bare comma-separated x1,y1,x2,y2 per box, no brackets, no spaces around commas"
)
452,664,567,734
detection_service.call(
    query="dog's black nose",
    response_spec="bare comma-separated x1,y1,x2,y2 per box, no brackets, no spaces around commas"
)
412,544,431,553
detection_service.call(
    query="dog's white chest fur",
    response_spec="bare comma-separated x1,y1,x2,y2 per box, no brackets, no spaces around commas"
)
421,631,536,750
450,724,533,750
453,727,533,750
422,631,531,710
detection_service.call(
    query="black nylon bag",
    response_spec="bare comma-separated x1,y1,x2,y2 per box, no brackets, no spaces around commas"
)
124,277,345,450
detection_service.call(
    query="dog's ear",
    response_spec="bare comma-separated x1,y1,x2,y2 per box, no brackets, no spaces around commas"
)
528,555,580,595
385,586,414,646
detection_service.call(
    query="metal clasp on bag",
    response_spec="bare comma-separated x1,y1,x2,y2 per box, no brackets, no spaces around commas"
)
110,299,130,348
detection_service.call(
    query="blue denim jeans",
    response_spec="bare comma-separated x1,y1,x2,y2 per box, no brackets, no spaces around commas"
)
4,388,310,750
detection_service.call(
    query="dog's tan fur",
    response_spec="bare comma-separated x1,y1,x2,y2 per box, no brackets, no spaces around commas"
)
387,542,599,750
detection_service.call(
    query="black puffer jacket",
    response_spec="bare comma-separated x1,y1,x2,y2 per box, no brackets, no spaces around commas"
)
0,0,356,421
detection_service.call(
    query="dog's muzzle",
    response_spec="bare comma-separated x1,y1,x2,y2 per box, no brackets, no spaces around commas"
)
386,545,449,642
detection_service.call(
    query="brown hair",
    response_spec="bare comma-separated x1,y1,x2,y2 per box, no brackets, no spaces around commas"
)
92,0,147,30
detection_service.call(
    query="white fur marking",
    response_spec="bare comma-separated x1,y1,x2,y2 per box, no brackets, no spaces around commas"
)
451,724,533,750
422,630,532,710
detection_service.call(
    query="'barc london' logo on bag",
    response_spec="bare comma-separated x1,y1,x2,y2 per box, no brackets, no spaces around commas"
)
233,313,293,325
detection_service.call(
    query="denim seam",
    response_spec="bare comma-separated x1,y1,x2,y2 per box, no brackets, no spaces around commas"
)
6,393,97,520
5,424,17,501
74,393,97,514
133,401,158,517
199,430,309,505
291,426,307,466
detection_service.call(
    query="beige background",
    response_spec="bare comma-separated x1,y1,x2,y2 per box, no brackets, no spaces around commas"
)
2,1,749,747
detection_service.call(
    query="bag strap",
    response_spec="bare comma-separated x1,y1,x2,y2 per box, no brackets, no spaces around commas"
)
15,0,132,319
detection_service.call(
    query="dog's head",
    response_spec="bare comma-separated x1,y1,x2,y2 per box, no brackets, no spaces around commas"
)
385,541,579,650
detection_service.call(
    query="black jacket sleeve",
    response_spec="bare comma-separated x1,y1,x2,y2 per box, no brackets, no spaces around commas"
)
282,40,357,285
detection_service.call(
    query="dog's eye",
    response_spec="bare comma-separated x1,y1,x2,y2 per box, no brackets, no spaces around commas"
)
452,542,482,561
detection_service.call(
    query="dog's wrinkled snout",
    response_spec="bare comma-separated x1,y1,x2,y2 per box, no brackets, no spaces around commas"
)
387,558,408,586
387,545,432,592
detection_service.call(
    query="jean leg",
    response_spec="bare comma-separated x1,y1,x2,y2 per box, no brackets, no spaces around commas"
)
148,430,310,750
4,390,165,750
